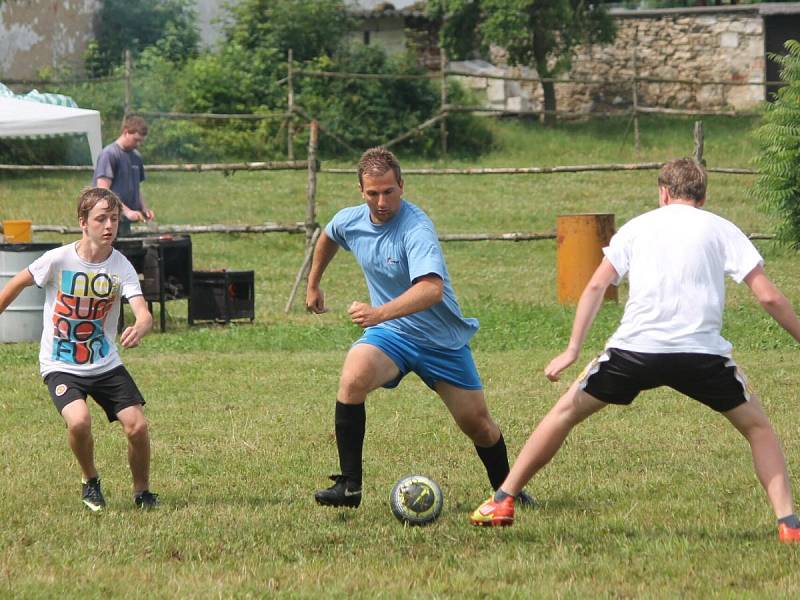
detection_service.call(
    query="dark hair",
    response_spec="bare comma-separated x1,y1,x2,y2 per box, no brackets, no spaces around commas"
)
357,147,402,188
121,114,148,136
77,187,123,221
658,158,707,202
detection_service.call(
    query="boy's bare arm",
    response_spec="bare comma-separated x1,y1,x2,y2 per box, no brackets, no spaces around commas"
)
745,265,800,343
119,295,152,348
0,269,35,313
545,259,619,381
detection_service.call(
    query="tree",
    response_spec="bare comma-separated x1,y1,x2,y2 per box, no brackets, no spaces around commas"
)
428,0,615,124
224,0,354,63
85,0,198,76
751,40,800,248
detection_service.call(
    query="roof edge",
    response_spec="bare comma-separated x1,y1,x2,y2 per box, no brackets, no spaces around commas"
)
609,2,800,18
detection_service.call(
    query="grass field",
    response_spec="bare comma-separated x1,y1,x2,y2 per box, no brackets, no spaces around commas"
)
2,116,800,598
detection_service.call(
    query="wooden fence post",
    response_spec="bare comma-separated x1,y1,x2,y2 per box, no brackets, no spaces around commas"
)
124,49,132,120
287,49,295,161
632,30,641,155
284,120,320,314
693,120,704,165
305,120,319,247
440,47,448,157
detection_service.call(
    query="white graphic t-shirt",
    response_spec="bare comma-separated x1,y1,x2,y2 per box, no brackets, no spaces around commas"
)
28,243,143,377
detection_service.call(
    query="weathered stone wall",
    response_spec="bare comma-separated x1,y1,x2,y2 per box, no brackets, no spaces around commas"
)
0,0,99,80
456,8,767,116
565,11,765,113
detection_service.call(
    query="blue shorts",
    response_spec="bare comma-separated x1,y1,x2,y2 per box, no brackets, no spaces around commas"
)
354,326,482,391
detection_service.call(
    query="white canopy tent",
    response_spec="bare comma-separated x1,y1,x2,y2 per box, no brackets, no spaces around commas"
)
0,96,102,165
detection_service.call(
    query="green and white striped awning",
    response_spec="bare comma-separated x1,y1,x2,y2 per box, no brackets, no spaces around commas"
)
0,83,78,107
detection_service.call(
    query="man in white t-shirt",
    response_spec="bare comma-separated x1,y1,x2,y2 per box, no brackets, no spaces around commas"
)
0,188,158,511
470,158,800,543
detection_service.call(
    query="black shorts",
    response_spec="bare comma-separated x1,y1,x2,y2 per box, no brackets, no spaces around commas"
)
578,348,751,413
44,365,145,422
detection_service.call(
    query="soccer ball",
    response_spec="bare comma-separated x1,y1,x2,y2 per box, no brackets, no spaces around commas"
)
389,475,444,526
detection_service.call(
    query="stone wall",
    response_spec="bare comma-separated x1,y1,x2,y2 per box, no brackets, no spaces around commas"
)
454,7,767,116
0,0,99,81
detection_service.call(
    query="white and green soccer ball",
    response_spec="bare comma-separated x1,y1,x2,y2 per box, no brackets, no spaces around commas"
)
389,474,444,526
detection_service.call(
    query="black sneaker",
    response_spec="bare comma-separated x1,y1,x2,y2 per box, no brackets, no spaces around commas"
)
516,489,536,509
134,490,159,510
314,474,362,508
82,477,106,512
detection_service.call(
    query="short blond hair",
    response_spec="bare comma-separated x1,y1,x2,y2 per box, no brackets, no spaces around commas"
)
77,187,123,221
357,147,402,188
658,158,707,202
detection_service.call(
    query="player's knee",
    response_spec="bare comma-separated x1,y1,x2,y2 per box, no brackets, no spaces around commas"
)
463,413,497,445
123,416,149,441
338,372,371,402
66,415,92,438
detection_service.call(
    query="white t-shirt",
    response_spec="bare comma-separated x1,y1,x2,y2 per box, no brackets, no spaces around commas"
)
603,204,763,356
28,242,143,377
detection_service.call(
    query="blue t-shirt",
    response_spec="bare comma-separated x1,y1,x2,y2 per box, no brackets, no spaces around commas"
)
326,200,478,350
92,142,145,211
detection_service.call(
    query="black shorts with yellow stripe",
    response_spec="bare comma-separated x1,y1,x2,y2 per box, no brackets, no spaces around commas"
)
577,348,751,413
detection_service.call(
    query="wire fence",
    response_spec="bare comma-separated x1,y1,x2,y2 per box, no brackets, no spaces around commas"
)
5,47,780,159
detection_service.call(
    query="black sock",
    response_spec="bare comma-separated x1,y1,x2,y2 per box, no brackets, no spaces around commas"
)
475,434,510,490
335,401,365,486
778,514,800,529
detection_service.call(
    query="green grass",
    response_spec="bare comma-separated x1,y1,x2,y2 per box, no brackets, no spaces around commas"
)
2,116,800,598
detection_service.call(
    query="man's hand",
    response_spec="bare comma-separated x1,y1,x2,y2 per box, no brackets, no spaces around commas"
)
119,325,145,348
544,348,579,382
306,286,328,314
122,206,143,222
348,301,381,328
142,208,155,221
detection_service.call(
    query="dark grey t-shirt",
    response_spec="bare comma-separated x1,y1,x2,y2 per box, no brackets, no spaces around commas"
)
92,142,145,211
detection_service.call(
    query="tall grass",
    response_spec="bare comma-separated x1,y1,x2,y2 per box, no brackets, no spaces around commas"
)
1,116,799,598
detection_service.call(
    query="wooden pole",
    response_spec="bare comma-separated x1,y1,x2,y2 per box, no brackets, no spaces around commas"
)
287,49,295,161
440,47,448,157
285,120,320,313
291,105,359,154
693,120,705,165
284,226,321,314
305,120,319,247
123,49,132,120
632,31,641,155
383,113,448,150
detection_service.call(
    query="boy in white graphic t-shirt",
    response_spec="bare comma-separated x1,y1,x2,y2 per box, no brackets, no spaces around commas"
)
470,158,800,543
0,187,158,511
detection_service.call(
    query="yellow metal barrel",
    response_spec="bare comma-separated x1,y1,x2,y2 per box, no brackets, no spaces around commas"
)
556,214,617,304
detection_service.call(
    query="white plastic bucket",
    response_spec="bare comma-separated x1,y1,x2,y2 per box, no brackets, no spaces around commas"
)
0,243,61,343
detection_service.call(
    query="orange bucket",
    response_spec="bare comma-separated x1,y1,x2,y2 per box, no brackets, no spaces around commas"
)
2,220,32,243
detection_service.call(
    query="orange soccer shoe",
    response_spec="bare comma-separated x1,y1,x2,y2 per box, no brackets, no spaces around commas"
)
470,495,515,527
778,523,800,543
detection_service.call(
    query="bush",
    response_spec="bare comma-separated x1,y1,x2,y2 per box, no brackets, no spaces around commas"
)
751,40,800,247
296,45,492,157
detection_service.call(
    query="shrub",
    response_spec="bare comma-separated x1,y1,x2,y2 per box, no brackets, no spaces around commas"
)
751,40,800,247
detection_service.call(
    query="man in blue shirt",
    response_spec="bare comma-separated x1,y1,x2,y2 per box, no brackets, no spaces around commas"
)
307,147,531,508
